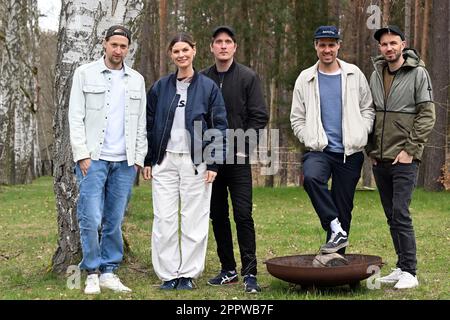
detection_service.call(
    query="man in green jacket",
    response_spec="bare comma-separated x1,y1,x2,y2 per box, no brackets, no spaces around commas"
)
368,25,435,289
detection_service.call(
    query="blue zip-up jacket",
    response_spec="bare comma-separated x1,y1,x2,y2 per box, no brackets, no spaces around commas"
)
144,71,227,172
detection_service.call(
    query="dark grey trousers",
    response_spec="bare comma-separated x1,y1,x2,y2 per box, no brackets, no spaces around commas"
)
372,161,418,275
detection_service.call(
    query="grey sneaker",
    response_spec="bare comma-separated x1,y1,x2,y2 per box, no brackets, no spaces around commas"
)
320,231,348,254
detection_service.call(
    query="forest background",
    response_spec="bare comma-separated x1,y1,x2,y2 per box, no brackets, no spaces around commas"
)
0,0,448,276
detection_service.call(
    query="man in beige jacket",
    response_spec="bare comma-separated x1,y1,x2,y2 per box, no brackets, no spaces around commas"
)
290,26,374,254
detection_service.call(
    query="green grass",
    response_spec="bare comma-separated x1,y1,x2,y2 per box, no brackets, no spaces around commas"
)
0,176,449,300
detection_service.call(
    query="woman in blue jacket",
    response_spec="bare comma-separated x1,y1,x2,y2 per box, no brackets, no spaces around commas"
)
143,33,227,290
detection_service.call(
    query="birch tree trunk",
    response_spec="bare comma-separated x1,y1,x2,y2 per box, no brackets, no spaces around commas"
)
0,0,41,185
52,0,143,274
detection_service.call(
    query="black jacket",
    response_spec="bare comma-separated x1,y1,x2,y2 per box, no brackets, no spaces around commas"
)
144,71,227,171
202,61,268,159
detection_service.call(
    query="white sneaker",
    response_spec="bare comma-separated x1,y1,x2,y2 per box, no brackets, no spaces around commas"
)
99,273,132,293
84,274,101,295
376,268,403,284
394,271,419,289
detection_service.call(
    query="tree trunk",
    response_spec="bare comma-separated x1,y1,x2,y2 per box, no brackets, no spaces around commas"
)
0,0,41,185
159,0,168,77
265,78,276,187
328,0,340,27
405,0,412,45
413,0,421,49
52,0,143,274
421,0,432,63
382,0,391,25
422,0,449,191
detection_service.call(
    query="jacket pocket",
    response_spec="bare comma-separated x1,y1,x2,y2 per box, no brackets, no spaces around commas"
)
83,85,107,110
129,90,141,115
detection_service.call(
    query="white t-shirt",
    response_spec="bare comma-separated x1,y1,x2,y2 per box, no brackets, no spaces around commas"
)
100,68,127,161
166,79,190,153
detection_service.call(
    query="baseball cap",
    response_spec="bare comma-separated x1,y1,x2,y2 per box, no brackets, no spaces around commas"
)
105,25,131,44
374,25,405,42
314,26,340,39
212,25,236,41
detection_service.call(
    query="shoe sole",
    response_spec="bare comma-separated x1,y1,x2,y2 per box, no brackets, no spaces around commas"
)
376,279,400,285
207,280,239,286
245,289,261,294
99,285,132,293
394,283,419,289
84,290,101,294
319,241,349,254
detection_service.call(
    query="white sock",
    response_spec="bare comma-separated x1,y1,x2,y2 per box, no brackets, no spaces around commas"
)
330,218,347,236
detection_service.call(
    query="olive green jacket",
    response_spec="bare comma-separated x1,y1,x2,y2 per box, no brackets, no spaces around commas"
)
367,49,435,161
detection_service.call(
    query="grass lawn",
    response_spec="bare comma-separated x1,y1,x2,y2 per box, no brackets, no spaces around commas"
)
0,176,448,300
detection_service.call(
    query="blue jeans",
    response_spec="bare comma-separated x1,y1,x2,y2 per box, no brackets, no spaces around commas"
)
75,160,136,273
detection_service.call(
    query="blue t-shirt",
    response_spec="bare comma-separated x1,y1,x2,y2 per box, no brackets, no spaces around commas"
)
318,70,343,153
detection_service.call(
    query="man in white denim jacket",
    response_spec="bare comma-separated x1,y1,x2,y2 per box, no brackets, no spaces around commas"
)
68,25,147,295
290,26,374,255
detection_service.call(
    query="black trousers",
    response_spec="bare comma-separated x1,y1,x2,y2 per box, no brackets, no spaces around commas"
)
210,163,257,276
372,161,418,275
302,151,364,253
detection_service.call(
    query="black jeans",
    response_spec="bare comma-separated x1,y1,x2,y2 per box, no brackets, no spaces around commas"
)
210,163,257,276
372,161,418,275
302,151,364,253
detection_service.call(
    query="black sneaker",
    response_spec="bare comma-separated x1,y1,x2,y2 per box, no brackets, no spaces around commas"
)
177,277,195,290
320,231,349,254
243,274,261,293
207,270,238,286
159,278,178,290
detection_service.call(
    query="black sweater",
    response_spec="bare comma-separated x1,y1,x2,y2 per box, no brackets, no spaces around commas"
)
202,61,268,131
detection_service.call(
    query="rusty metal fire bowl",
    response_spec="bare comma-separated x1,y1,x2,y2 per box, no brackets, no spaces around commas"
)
265,254,383,287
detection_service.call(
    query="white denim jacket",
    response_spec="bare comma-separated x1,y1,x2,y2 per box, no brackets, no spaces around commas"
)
290,58,374,157
69,57,147,167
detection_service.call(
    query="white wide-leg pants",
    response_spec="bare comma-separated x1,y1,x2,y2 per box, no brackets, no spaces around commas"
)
151,152,212,281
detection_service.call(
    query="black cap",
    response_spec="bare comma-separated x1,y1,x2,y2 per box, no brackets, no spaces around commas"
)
212,25,236,41
105,25,131,44
314,26,340,39
374,25,405,42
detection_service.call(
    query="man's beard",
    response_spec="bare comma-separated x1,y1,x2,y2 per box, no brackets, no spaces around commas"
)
385,51,402,63
108,56,123,67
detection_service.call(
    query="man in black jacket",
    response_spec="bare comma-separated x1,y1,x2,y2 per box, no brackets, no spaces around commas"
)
202,26,269,293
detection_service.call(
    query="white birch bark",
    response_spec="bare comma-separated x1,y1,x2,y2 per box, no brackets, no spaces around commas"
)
0,0,40,185
52,0,144,274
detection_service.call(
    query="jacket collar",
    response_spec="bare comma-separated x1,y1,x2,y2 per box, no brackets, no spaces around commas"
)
211,60,236,75
305,58,352,82
372,48,425,74
169,68,200,86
